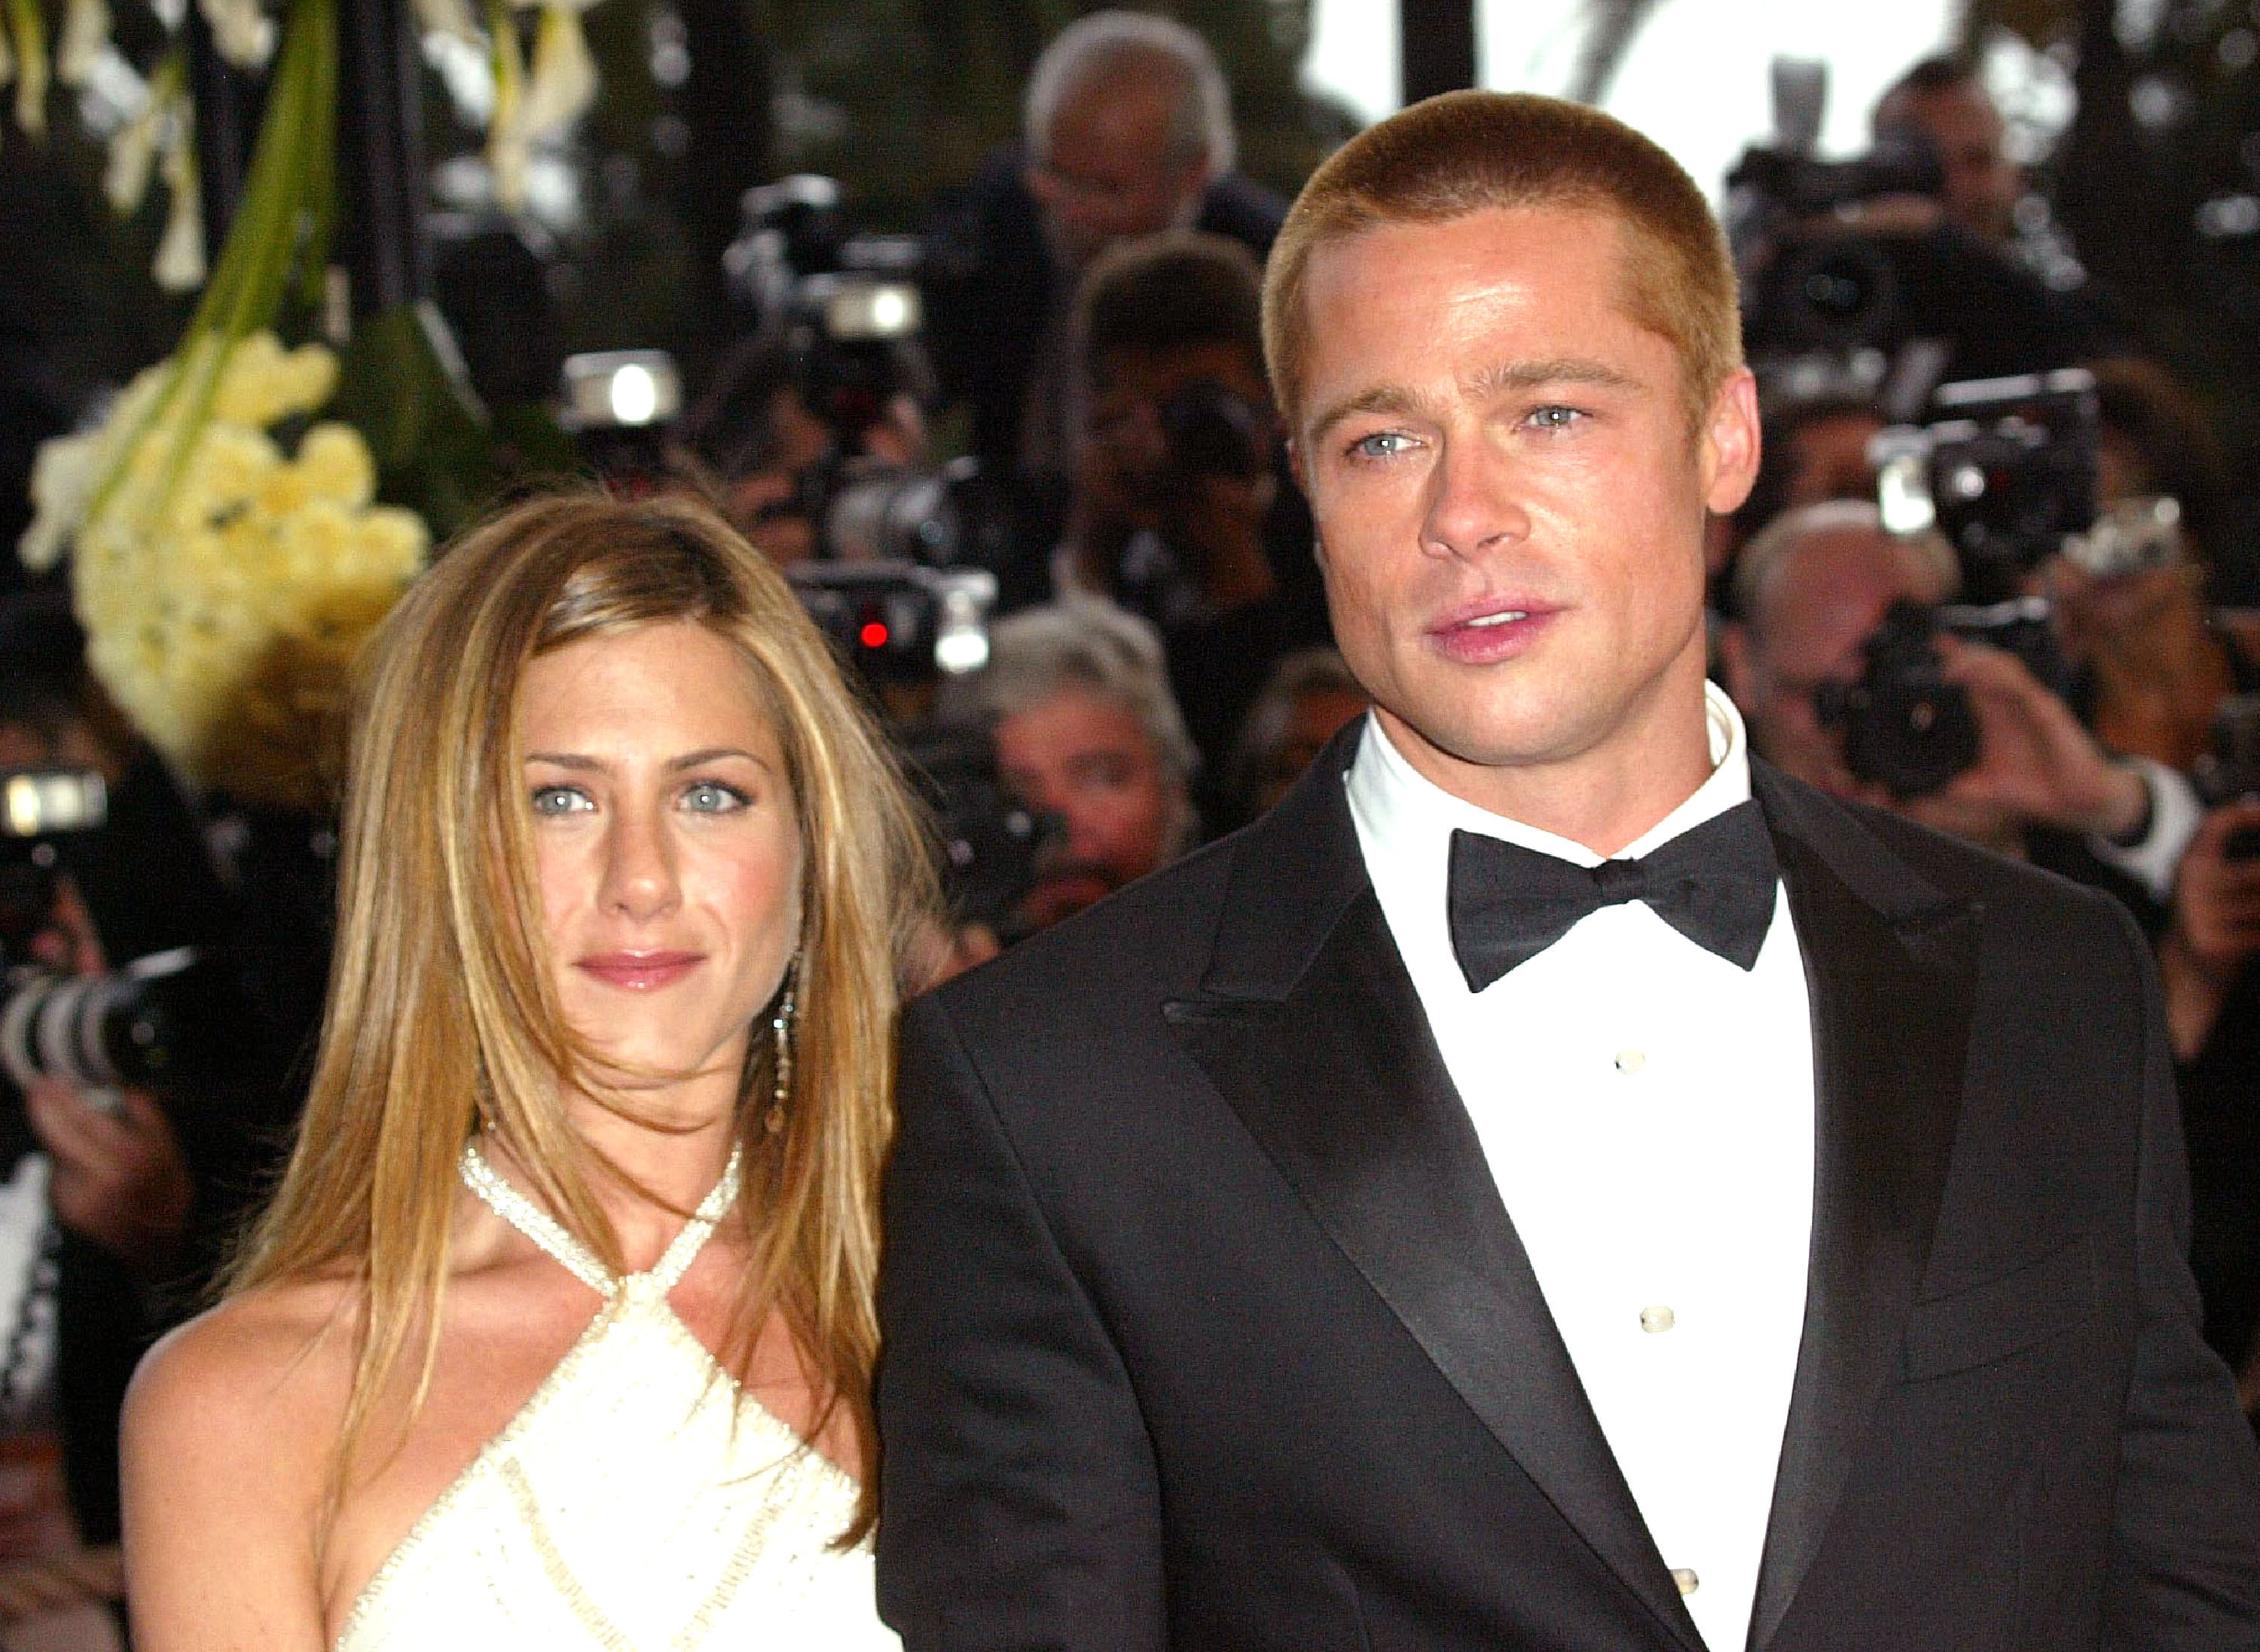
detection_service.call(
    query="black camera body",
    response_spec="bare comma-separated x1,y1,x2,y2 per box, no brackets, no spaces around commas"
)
1817,600,1980,799
1156,380,1269,485
1727,133,1944,358
1817,597,2070,799
1874,370,2101,604
787,561,997,692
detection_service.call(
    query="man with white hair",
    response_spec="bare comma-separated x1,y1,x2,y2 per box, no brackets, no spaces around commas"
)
1720,499,2195,891
939,597,1199,936
924,11,1288,511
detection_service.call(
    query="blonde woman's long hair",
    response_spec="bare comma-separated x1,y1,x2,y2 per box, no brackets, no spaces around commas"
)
227,489,936,1541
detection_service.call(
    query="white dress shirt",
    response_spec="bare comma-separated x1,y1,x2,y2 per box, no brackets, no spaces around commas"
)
1346,683,1815,1652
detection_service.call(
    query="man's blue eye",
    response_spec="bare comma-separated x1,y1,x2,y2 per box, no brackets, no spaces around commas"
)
1529,405,1583,429
1351,432,1411,460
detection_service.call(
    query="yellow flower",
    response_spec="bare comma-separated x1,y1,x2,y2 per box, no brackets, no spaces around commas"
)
292,422,377,508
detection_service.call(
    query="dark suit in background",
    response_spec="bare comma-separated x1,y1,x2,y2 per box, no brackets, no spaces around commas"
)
876,731,2260,1650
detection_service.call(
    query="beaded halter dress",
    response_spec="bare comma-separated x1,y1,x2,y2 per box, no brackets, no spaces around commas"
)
335,1143,899,1651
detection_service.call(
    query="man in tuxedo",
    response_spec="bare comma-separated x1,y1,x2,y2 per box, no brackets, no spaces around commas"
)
875,90,2260,1650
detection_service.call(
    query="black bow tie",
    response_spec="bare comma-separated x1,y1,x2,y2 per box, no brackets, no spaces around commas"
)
1446,799,1779,991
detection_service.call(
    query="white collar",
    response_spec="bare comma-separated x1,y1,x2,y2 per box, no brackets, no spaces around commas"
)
1345,680,1753,873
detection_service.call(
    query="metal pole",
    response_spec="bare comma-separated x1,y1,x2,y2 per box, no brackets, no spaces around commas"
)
334,0,428,318
1400,0,1477,105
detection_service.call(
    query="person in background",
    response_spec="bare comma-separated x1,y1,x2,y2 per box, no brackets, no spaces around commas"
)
2046,356,2258,771
1721,500,2197,902
1220,648,1366,829
0,595,277,1645
923,11,1287,514
1057,230,1327,795
1871,56,2024,250
936,599,1196,937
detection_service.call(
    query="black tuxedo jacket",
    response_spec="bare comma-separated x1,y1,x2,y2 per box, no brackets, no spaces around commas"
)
876,738,2260,1650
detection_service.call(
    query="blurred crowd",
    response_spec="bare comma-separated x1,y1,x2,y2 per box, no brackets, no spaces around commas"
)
5,10,2260,1638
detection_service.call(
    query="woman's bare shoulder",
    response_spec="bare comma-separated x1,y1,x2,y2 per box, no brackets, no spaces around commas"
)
124,1276,362,1495
122,1278,362,1649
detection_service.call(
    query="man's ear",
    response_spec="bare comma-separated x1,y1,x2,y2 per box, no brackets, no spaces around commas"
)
1702,368,1762,516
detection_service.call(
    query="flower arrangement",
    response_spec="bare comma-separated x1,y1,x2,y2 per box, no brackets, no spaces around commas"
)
21,331,428,808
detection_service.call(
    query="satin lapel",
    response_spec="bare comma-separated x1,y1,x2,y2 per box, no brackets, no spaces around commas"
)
1167,737,1703,1652
1747,768,1980,1652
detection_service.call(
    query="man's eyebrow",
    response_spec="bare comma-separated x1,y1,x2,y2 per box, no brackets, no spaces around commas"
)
1304,383,1451,444
1462,357,1644,398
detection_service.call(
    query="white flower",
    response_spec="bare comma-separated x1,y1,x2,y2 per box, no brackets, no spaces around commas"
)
196,0,273,71
411,0,479,46
104,75,166,213
55,0,110,87
518,2,593,141
152,125,204,292
18,430,103,571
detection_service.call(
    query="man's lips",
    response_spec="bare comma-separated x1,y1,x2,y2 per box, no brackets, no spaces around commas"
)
574,951,703,990
1428,597,1560,664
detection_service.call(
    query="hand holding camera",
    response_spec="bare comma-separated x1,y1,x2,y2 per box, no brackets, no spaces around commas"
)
1910,632,2149,839
2161,799,2260,1058
21,1079,190,1277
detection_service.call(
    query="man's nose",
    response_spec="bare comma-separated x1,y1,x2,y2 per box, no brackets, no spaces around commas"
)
1421,435,1531,560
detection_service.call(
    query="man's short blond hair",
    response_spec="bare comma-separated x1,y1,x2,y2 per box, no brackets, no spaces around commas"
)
1263,90,1742,433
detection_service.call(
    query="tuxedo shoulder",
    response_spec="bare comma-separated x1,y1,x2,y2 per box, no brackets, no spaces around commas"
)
1764,768,2139,934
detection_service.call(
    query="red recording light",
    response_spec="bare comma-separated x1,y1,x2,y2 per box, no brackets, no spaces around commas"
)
859,620,890,649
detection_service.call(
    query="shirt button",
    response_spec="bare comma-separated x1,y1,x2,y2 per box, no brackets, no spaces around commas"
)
1672,1568,1700,1596
1639,1305,1676,1333
1614,1048,1647,1074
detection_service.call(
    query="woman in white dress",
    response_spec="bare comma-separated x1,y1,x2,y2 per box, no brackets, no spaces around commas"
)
117,490,934,1648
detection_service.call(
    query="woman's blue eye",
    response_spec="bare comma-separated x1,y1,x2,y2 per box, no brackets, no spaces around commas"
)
530,785,591,816
683,781,749,813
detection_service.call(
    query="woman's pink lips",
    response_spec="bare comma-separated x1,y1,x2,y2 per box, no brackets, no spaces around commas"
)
574,951,703,990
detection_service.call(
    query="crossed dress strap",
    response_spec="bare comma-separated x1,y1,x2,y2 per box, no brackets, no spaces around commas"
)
459,1139,746,1299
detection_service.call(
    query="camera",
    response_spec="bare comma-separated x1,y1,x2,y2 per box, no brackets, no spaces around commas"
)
0,768,231,1103
1156,380,1269,485
788,562,996,693
2197,695,2260,860
1874,369,2100,603
1816,597,2069,799
1816,600,1979,799
726,175,1019,573
1727,132,1944,360
558,350,686,494
892,721,1053,939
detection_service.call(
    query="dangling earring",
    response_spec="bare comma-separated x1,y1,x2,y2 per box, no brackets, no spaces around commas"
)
765,957,799,1136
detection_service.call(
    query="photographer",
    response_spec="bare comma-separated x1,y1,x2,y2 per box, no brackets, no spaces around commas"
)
935,598,1197,937
2158,800,2260,1411
1733,56,2113,392
1055,230,1327,802
922,11,1285,500
1720,501,2194,905
2044,358,2258,771
0,598,279,1603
